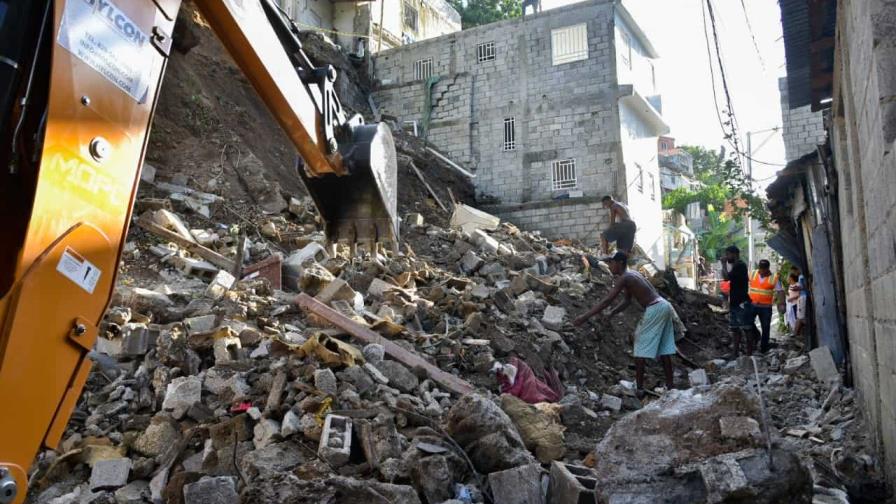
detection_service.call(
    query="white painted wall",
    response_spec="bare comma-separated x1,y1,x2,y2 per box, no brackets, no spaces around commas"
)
619,99,665,265
614,12,658,99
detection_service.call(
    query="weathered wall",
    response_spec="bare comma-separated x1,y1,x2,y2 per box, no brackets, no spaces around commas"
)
372,0,461,52
374,0,646,245
829,0,896,485
779,77,827,161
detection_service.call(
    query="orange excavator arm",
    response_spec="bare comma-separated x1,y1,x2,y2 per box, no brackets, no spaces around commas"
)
0,1,396,502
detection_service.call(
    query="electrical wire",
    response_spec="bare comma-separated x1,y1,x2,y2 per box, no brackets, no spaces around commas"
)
740,0,766,71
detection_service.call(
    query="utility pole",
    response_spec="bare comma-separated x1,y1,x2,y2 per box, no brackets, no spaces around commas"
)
746,131,754,269
742,126,780,269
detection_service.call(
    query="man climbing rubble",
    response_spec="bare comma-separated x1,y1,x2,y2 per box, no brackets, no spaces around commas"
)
600,195,637,255
573,252,678,396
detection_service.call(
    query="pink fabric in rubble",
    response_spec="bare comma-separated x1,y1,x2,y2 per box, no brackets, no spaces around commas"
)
498,357,564,404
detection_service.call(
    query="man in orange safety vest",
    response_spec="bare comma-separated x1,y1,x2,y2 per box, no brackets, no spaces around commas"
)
748,259,785,353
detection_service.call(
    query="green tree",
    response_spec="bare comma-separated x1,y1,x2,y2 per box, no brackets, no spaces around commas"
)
698,209,748,262
662,145,769,262
448,0,520,28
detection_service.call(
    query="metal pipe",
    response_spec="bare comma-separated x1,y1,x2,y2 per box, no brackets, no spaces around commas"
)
426,147,476,179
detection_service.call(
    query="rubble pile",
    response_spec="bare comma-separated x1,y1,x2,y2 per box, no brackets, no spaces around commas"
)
24,172,889,503
25,11,889,504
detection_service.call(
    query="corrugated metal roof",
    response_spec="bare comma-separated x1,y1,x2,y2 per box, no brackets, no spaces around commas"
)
780,0,836,111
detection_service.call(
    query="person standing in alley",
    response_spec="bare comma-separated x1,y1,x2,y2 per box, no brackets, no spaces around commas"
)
600,195,637,255
573,252,678,396
748,259,785,353
722,245,753,357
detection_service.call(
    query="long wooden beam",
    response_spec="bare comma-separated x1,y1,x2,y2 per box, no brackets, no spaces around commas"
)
295,293,475,396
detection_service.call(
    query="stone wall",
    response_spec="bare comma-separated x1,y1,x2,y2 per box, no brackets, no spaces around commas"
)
779,77,827,161
829,0,896,485
482,198,608,243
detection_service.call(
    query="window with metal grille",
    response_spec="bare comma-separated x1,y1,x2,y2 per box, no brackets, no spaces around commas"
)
503,118,515,151
477,41,496,62
551,159,577,190
404,2,418,32
636,164,644,192
621,31,632,69
551,24,588,65
413,58,433,80
648,173,656,200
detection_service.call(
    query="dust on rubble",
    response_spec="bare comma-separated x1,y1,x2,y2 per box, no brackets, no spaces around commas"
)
24,8,891,504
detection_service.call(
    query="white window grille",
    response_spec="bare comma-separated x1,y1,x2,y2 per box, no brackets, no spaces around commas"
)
477,41,496,62
621,31,632,69
551,24,588,65
503,117,515,151
636,164,644,192
551,159,578,190
649,173,656,200
403,120,419,137
413,58,433,80
404,2,418,32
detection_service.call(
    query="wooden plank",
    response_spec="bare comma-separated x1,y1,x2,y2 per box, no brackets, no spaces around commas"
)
137,215,236,271
409,161,448,213
295,293,475,396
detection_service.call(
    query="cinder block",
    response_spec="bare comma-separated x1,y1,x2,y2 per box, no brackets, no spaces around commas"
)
548,462,596,504
318,414,352,467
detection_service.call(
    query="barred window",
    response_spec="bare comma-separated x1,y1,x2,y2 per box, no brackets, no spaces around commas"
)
503,117,516,151
477,41,496,62
413,58,433,80
404,2,418,32
551,159,577,190
551,24,588,65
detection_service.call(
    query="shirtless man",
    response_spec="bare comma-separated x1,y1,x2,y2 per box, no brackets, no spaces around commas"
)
574,252,678,395
601,195,637,255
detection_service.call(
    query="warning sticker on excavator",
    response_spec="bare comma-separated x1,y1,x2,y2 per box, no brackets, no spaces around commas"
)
57,248,101,294
56,0,153,103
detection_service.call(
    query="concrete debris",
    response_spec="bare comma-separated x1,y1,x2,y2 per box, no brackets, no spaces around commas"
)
446,394,536,473
163,376,202,419
318,414,352,467
488,463,546,504
41,156,880,504
182,476,239,504
689,368,709,387
89,458,131,491
809,346,841,385
450,203,500,234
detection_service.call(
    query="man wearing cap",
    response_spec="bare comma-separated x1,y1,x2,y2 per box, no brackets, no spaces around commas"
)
748,259,785,353
573,252,678,396
722,245,753,357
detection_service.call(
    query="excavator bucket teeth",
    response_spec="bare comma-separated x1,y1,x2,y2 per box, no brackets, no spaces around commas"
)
299,123,399,245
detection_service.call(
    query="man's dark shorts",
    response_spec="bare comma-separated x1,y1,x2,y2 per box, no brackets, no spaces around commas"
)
602,220,637,251
729,302,754,330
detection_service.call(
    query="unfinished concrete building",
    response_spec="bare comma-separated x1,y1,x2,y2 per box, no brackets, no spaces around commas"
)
372,0,669,264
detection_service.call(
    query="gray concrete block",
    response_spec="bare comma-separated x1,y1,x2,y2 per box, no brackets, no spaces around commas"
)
489,463,546,504
90,458,131,491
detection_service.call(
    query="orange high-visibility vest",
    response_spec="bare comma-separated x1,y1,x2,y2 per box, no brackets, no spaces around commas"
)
749,271,778,305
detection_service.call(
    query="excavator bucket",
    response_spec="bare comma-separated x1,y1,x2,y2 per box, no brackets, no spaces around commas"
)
299,122,400,245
